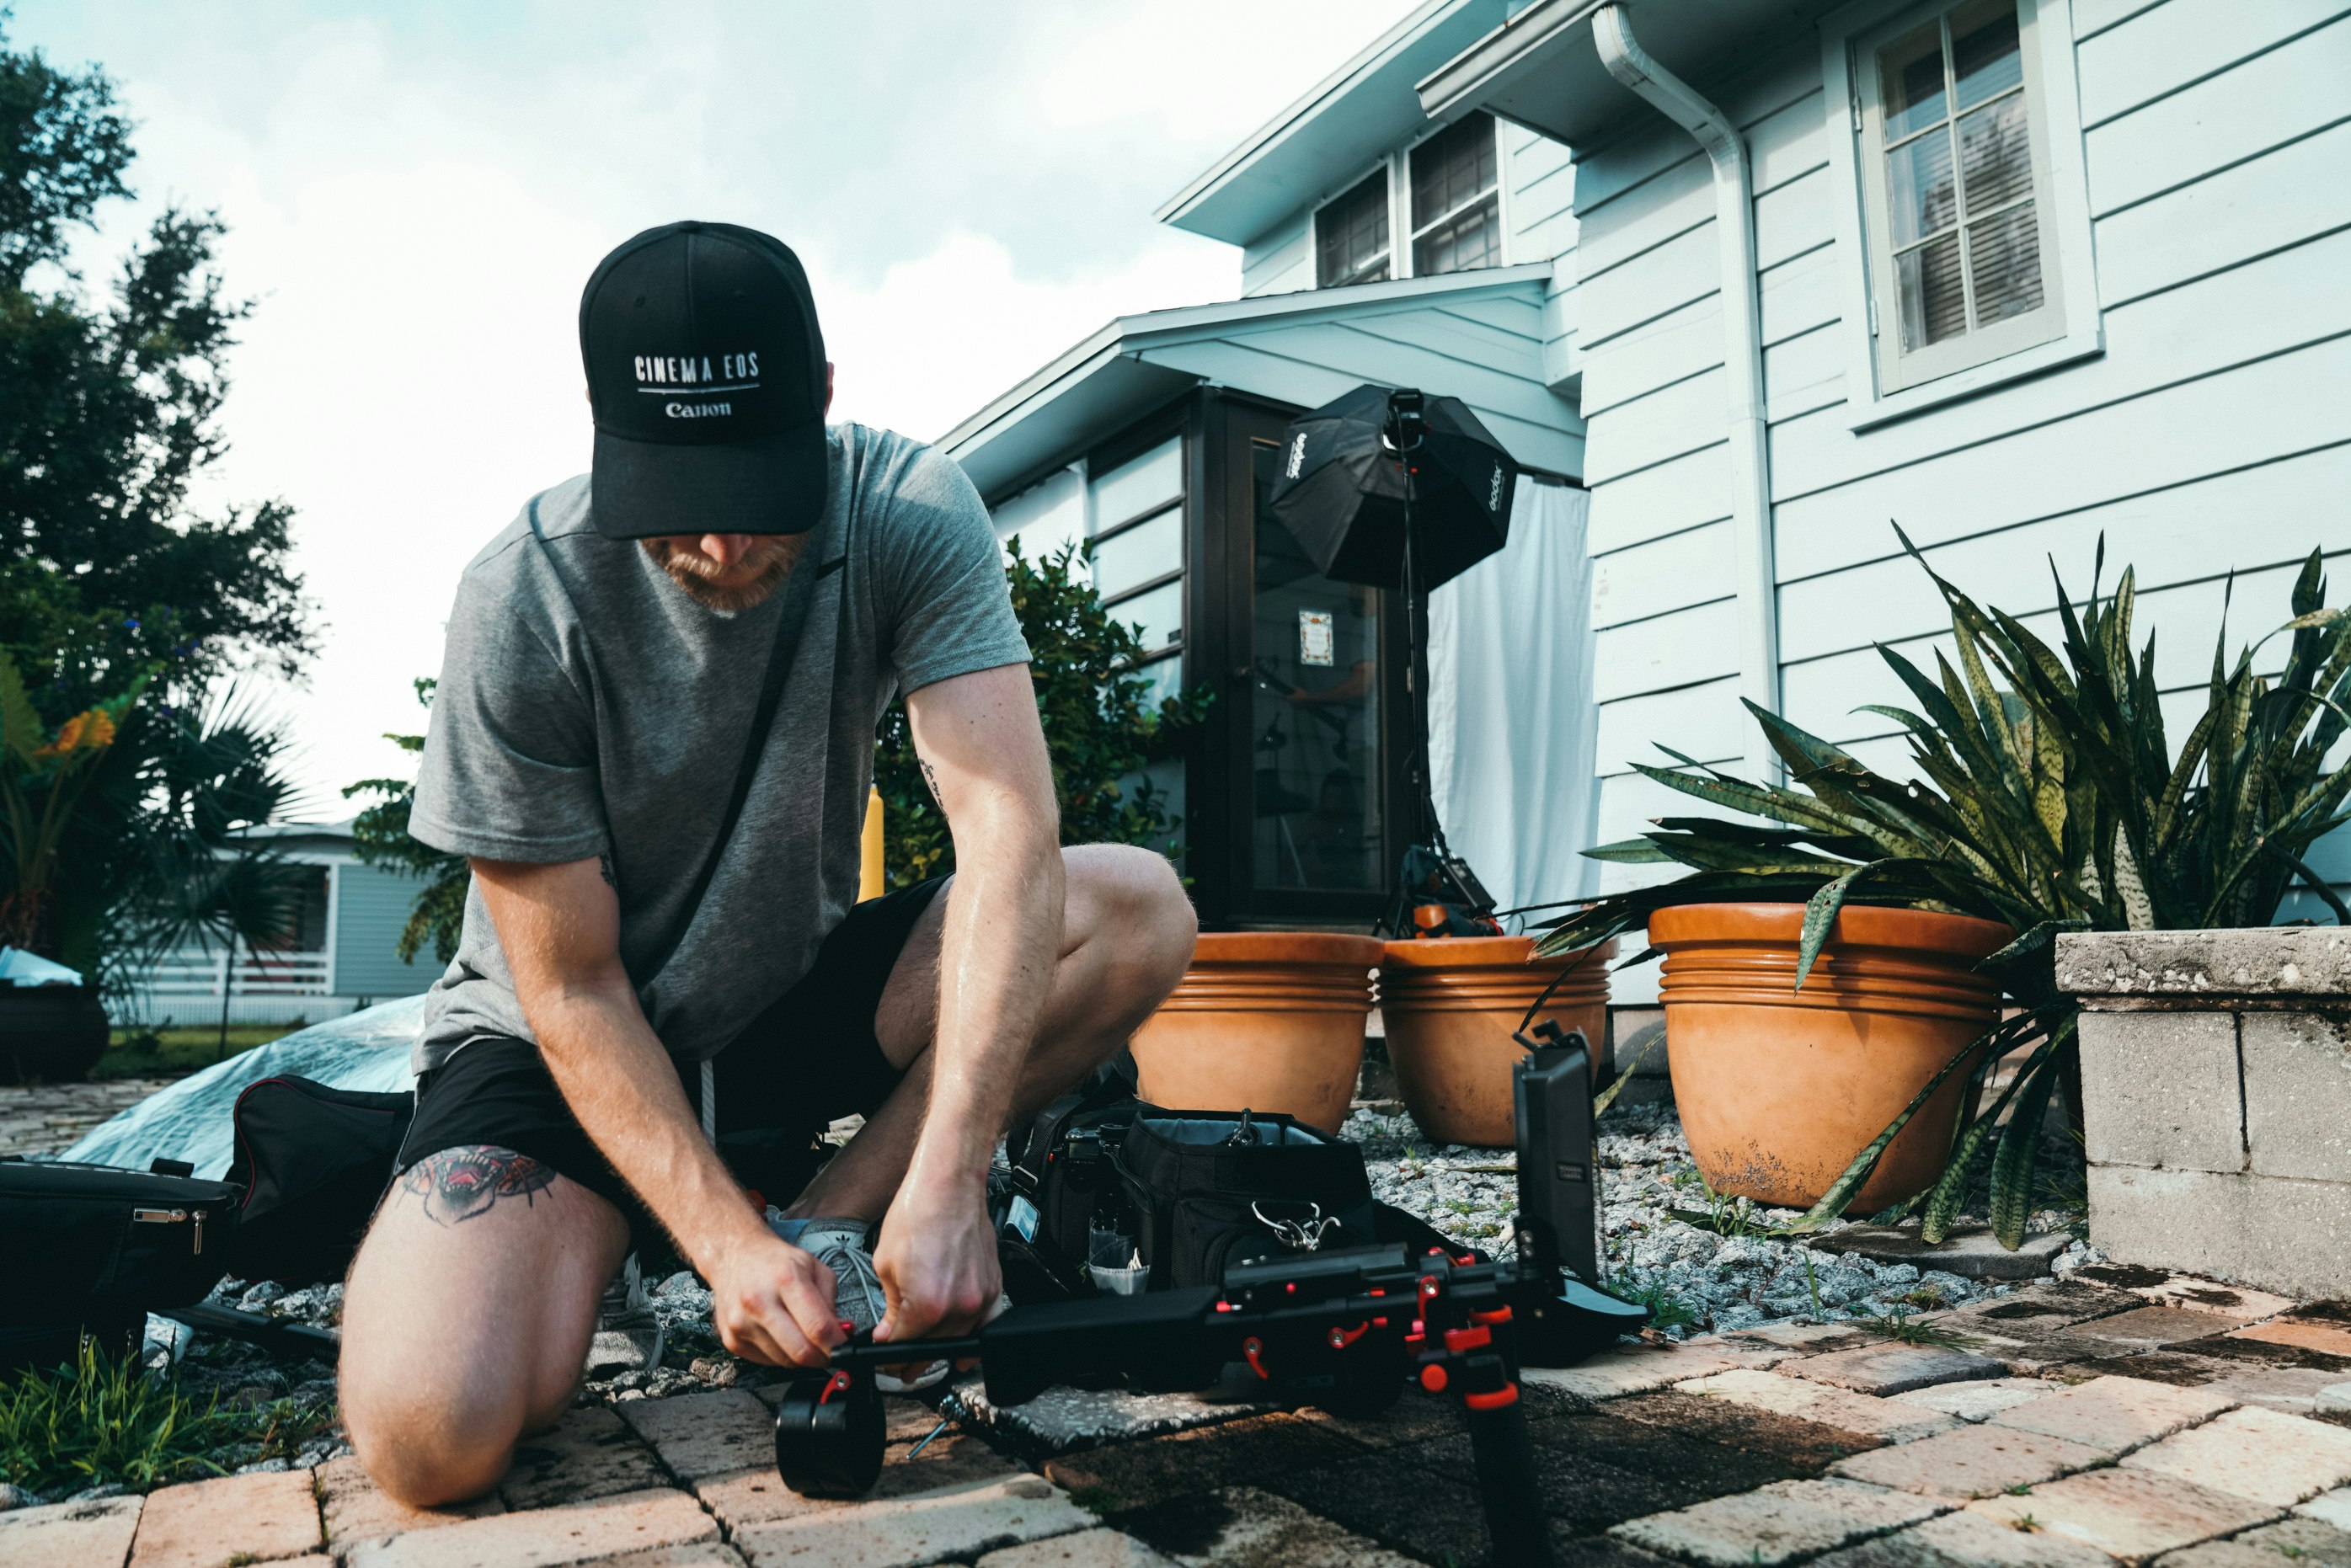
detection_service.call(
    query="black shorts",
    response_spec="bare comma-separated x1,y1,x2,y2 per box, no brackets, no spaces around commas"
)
398,877,944,1249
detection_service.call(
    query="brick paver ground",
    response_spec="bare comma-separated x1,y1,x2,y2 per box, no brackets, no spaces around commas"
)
0,1075,175,1157
30,1267,2351,1566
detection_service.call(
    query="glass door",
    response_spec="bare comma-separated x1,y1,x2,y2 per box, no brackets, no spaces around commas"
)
1195,396,1403,925
1247,436,1387,895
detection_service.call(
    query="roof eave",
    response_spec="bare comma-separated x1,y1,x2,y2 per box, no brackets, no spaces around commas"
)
941,262,1556,503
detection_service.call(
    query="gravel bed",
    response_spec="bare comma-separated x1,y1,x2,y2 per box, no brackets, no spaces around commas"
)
1340,1100,2092,1337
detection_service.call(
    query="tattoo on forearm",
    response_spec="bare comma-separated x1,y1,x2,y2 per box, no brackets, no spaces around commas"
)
919,758,947,818
399,1145,555,1226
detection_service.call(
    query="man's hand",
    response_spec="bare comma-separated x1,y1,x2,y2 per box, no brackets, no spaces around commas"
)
869,1177,1001,1348
704,1232,847,1368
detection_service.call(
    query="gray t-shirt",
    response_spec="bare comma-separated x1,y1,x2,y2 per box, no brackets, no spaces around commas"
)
409,423,1029,1073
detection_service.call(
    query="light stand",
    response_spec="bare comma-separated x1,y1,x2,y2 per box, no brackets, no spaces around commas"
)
1382,390,1497,937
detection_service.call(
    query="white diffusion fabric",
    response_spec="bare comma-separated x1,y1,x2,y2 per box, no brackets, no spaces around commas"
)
1424,478,1599,920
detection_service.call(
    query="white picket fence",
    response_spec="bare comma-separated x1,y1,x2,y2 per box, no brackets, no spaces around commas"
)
116,947,369,1027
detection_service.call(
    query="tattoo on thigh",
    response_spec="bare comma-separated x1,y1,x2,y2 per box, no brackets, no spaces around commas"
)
400,1145,555,1226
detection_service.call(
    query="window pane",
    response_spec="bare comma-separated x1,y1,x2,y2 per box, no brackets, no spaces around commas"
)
1957,93,2033,215
1880,18,1949,141
1317,170,1391,289
1886,127,1958,247
1966,203,2045,323
1951,0,2023,109
1132,656,1184,716
1897,232,1968,349
1090,505,1181,601
1411,195,1501,277
1410,112,1498,230
1090,435,1181,531
1108,577,1183,653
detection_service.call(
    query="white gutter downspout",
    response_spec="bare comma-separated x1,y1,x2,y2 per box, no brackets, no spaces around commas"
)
1593,4,1781,780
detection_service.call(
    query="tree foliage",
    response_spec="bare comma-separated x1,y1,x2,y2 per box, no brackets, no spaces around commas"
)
0,15,311,723
344,679,469,965
1542,531,2351,1249
874,538,1210,888
0,17,311,999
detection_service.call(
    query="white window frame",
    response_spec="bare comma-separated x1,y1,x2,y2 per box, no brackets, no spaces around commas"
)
1308,114,1509,291
1403,112,1508,280
1311,161,1399,289
1821,0,2101,429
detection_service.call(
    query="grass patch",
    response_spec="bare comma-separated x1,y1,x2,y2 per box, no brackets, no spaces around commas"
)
1607,1272,1702,1333
95,1025,301,1080
1852,1304,1966,1348
1668,1189,1785,1240
0,1340,241,1493
0,1339,337,1495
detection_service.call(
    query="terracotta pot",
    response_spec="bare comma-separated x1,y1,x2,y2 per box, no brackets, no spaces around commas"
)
1129,931,1385,1134
1650,903,2011,1211
1378,936,1618,1147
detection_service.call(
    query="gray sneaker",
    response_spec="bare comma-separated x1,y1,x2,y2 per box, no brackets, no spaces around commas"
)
790,1219,950,1393
586,1252,665,1379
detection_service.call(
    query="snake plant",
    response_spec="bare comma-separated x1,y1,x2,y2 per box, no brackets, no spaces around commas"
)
1539,531,2351,1248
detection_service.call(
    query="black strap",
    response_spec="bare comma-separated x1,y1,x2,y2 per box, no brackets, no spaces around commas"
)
641,555,840,979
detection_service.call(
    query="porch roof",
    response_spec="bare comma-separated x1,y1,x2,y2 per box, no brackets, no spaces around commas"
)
939,261,1579,504
1415,0,1825,150
1155,0,1513,247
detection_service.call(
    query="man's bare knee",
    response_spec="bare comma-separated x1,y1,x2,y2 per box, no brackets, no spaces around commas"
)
339,1152,622,1507
1067,844,1195,991
346,1400,518,1507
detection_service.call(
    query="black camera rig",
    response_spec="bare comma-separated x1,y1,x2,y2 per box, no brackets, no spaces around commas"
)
772,1038,1646,1567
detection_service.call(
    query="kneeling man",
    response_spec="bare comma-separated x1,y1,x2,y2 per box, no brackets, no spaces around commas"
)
340,221,1195,1505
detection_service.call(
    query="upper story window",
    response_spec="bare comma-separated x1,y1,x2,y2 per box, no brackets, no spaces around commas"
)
1312,112,1503,291
1315,170,1392,288
1825,0,2101,424
1408,112,1500,277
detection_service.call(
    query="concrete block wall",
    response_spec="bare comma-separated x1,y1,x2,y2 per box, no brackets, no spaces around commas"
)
2057,928,2351,1299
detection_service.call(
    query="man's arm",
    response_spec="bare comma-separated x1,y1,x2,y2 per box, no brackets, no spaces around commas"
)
468,855,847,1368
872,662,1063,1346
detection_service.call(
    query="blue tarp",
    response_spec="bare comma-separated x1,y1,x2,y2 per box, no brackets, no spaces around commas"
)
61,996,425,1179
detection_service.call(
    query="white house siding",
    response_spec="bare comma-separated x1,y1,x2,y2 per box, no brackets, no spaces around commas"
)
1569,1,2351,997
332,862,436,1000
989,463,1088,566
1507,122,1580,392
1242,213,1312,298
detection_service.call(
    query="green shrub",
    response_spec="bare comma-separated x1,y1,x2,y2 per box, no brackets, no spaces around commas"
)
0,1340,241,1494
874,538,1210,888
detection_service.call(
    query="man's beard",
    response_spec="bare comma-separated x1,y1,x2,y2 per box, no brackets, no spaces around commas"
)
641,534,807,611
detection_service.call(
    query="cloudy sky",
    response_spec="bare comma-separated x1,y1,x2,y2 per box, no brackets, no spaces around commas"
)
13,0,1416,806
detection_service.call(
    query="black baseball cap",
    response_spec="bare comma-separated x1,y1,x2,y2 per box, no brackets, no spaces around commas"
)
580,221,830,538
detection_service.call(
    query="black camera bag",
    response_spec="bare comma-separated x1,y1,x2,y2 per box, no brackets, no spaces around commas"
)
225,1075,413,1287
0,1156,240,1358
1113,1106,1380,1289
